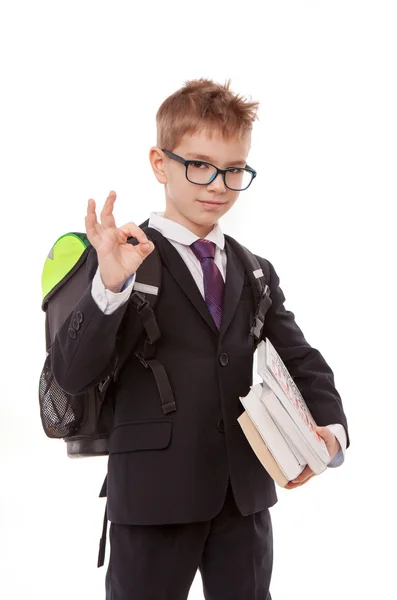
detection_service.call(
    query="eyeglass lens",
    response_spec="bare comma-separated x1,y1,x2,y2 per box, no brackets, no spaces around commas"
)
187,162,252,190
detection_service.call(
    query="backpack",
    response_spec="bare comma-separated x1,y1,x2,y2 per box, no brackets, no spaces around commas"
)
38,222,273,566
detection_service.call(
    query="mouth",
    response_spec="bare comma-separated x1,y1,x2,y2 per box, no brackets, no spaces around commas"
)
198,200,227,206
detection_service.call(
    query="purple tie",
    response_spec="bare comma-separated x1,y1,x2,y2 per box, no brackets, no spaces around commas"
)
190,239,225,330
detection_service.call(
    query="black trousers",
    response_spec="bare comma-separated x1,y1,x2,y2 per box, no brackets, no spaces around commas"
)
105,479,273,599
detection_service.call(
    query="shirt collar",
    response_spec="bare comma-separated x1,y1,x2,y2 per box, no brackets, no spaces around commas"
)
148,211,225,250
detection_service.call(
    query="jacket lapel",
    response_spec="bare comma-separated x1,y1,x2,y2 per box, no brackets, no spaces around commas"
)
219,239,245,340
141,224,245,339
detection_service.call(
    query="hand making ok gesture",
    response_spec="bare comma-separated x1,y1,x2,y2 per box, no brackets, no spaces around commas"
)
85,191,154,292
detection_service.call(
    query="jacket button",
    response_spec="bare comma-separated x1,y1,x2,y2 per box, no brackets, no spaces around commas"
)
76,311,83,324
68,327,77,339
217,419,225,433
72,318,80,331
219,353,229,366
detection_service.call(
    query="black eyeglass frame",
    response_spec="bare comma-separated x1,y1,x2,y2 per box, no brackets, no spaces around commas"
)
162,149,257,191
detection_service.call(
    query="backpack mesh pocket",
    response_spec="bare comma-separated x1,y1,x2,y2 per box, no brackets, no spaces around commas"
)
39,354,86,438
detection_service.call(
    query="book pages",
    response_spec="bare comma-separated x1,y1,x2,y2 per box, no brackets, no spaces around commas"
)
239,383,304,481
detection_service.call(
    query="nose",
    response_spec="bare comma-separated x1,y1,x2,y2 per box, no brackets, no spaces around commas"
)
206,171,227,193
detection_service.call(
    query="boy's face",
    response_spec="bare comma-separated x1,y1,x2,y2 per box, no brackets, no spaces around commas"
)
150,129,251,237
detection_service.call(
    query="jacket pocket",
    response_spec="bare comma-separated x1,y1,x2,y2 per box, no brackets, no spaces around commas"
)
108,420,173,453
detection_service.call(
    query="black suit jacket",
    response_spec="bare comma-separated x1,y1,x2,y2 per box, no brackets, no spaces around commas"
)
52,227,349,525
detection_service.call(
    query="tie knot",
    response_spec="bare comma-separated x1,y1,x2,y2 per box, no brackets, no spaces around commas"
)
190,239,216,262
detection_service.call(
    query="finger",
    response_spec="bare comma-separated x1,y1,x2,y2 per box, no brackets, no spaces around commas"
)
119,222,153,248
285,480,303,489
294,473,314,485
86,198,97,220
285,480,306,490
119,228,154,259
285,473,315,489
293,466,312,481
100,191,117,228
85,199,101,244
285,480,297,489
290,466,314,485
316,426,333,442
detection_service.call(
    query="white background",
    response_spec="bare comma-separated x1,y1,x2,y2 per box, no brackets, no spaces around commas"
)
1,1,396,598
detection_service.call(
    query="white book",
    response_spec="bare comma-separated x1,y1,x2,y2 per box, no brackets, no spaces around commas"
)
257,339,330,471
239,383,305,482
259,380,327,475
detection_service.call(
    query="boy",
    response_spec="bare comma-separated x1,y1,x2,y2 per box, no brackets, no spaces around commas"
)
52,79,349,599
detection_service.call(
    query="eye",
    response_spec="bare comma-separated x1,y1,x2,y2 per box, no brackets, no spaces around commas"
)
190,161,208,169
228,168,244,174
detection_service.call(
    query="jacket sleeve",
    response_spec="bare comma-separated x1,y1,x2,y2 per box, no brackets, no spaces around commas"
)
258,256,350,448
50,247,133,396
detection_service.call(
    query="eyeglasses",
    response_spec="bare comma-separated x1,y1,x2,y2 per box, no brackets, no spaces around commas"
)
162,149,257,191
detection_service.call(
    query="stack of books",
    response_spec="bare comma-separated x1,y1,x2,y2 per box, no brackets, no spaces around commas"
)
238,338,330,487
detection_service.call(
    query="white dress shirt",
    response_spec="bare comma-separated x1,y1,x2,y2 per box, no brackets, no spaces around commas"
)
91,211,346,467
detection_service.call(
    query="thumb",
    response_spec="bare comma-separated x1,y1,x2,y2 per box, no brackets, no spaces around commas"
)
135,240,155,258
316,426,331,440
141,240,154,252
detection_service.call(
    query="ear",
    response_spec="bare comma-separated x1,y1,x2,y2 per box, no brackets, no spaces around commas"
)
149,147,167,184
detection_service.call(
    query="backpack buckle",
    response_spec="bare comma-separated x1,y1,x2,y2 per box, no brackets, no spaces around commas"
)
134,350,149,368
130,291,149,313
250,316,264,341
98,375,111,393
250,285,272,342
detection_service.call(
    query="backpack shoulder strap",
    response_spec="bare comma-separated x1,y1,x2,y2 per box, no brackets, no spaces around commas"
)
224,234,273,347
110,228,177,416
112,228,162,370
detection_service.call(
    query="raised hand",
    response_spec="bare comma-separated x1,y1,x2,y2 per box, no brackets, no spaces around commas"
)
85,191,154,292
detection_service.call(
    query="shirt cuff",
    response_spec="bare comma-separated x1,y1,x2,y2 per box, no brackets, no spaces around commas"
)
325,423,347,468
91,267,136,315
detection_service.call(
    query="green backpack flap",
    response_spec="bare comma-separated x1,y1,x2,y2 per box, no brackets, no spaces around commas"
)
41,232,91,351
38,228,167,459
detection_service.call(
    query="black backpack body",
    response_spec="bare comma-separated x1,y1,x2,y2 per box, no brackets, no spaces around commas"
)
39,225,272,458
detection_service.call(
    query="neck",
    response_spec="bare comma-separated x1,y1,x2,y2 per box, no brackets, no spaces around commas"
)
163,208,215,238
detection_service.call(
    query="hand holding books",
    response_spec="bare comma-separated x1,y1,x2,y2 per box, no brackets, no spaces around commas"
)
285,426,341,489
238,338,340,488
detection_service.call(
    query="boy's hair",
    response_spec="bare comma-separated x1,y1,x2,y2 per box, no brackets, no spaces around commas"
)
156,78,259,151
